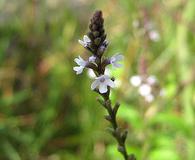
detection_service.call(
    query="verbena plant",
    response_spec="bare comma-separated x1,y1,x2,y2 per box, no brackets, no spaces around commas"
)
73,10,136,160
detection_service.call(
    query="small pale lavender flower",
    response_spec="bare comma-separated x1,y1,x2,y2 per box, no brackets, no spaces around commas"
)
78,35,91,47
73,56,87,74
88,55,96,63
91,75,115,93
110,54,124,68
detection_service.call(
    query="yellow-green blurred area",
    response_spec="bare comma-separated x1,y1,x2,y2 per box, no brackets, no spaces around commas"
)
0,0,195,160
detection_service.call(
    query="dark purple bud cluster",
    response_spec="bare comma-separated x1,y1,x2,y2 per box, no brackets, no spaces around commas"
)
87,11,107,56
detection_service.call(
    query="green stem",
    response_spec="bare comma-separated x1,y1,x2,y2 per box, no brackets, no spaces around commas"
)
97,91,136,160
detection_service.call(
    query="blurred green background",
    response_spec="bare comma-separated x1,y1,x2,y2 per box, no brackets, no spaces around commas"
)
0,0,195,160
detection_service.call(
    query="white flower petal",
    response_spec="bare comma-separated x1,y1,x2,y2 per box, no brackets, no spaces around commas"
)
102,74,110,79
91,80,99,90
74,56,87,67
87,69,96,79
73,66,79,71
95,74,107,80
93,75,113,93
74,58,80,65
104,69,111,76
113,63,122,68
139,84,151,96
105,79,115,88
130,75,142,87
83,35,91,43
78,40,85,47
78,56,85,62
77,68,84,74
99,84,108,93
95,75,102,80
73,66,84,74
115,54,124,61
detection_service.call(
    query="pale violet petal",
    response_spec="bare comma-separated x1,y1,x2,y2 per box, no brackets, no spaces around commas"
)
78,40,85,47
83,35,91,43
91,80,100,90
79,57,87,66
74,58,81,65
76,67,84,74
105,79,115,88
113,63,122,68
99,84,108,93
95,74,104,80
115,54,124,61
89,56,96,63
110,54,124,68
95,74,110,81
73,66,84,74
110,57,115,63
76,70,81,74
74,56,87,66
73,66,80,71
78,56,85,62
102,74,110,79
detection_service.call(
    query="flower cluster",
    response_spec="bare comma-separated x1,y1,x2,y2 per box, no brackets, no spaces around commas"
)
73,11,124,94
130,75,164,102
73,10,136,160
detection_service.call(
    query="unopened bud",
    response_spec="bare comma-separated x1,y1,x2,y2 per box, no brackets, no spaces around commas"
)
113,102,120,115
94,38,101,46
106,127,114,134
104,115,112,121
93,31,100,37
121,130,128,142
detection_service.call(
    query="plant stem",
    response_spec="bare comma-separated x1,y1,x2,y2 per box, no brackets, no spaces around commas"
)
97,90,136,160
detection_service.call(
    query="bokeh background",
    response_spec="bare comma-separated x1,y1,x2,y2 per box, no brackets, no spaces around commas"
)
0,0,195,160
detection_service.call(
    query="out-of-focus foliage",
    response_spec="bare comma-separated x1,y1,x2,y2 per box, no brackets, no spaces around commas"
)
0,0,194,160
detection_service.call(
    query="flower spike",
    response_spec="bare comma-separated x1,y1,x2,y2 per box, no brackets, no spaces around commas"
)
73,10,136,160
